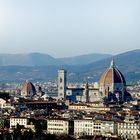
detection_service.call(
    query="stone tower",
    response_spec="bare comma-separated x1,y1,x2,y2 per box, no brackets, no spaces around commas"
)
85,83,90,103
58,69,67,100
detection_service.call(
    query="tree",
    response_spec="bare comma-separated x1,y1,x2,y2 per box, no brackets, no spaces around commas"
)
22,129,34,140
35,121,43,140
58,134,76,140
0,134,4,140
13,124,22,140
4,133,12,140
44,134,57,140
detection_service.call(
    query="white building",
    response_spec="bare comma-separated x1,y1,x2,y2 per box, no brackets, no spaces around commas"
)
92,120,102,135
74,119,94,136
101,121,115,136
10,117,28,128
74,119,116,137
93,120,115,136
69,103,110,112
47,118,71,135
117,116,140,140
0,98,7,108
0,98,14,109
58,69,67,100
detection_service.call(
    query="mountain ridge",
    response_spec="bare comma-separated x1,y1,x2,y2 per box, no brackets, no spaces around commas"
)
0,52,112,66
58,53,112,65
0,49,139,84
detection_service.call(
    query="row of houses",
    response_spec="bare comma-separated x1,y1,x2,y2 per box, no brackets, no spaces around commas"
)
10,116,140,140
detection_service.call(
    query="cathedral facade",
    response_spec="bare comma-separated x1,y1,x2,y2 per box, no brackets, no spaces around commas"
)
58,60,132,103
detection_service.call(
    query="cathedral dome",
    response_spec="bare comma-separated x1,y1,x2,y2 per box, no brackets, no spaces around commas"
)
21,80,36,97
99,60,126,86
99,60,132,103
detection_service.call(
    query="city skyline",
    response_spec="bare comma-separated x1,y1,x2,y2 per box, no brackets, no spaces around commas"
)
0,0,140,57
0,1,140,140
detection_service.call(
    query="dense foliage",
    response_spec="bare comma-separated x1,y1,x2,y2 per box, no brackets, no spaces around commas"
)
0,123,76,140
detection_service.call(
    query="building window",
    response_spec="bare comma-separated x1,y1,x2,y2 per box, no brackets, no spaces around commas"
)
60,78,63,83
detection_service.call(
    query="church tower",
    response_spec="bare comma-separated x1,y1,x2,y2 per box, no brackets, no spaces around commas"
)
58,69,67,100
85,83,90,102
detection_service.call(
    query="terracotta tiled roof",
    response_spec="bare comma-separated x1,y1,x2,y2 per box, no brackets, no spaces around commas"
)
100,63,126,85
21,80,36,93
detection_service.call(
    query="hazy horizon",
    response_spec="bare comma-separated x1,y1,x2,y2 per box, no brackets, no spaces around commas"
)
0,49,139,58
0,0,140,57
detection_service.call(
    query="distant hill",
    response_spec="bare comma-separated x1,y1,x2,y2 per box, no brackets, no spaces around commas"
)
73,49,140,84
59,53,112,65
0,53,63,66
0,52,111,66
0,50,139,84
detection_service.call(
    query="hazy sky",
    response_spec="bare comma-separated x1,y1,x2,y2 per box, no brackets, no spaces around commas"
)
0,0,140,57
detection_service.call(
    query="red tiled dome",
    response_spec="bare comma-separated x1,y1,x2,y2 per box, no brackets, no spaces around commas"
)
21,80,36,94
99,60,126,86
